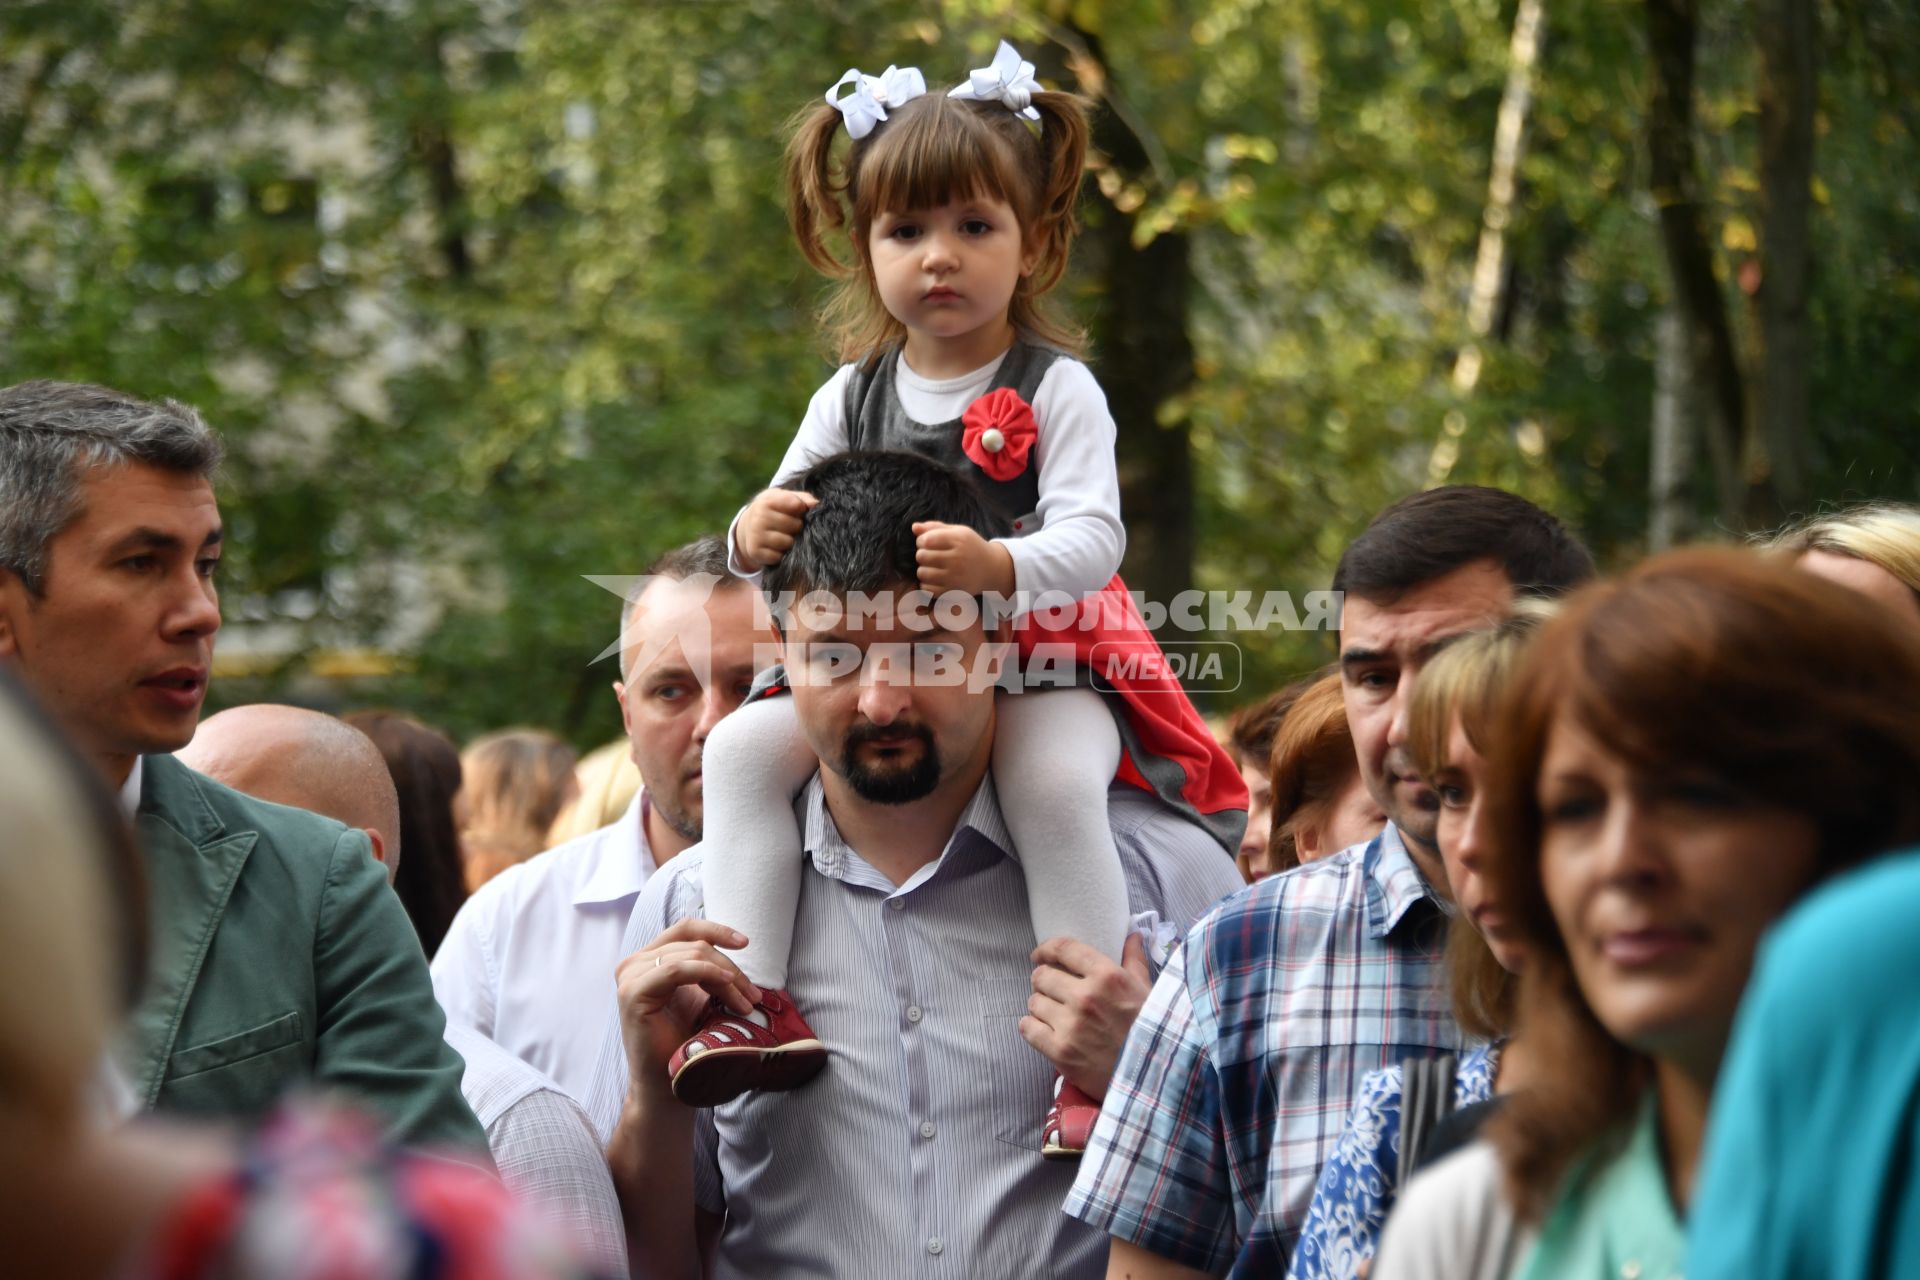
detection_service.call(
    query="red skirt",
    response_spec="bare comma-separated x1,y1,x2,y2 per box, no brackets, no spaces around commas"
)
1013,574,1248,853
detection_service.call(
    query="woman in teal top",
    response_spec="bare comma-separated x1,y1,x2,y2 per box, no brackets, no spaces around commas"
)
1372,549,1920,1280
1685,852,1920,1280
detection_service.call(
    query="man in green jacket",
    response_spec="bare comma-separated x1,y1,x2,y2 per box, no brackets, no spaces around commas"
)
0,380,485,1154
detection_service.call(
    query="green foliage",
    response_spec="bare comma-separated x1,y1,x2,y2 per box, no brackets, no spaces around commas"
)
2,0,1916,739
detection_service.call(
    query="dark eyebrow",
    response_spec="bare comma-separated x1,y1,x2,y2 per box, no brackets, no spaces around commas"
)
1340,632,1469,671
106,526,223,556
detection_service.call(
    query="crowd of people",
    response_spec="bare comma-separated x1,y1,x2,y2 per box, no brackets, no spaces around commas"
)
4,37,1920,1280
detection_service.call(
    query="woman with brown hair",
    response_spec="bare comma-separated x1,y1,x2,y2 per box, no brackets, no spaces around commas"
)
345,710,470,957
1225,677,1313,882
1371,547,1920,1280
1265,671,1386,875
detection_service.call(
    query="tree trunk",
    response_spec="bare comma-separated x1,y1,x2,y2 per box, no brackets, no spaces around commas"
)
1644,0,1748,530
1750,0,1817,525
1649,307,1696,550
1452,0,1546,394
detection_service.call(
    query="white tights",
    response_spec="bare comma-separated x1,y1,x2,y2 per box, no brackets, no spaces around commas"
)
699,687,1129,988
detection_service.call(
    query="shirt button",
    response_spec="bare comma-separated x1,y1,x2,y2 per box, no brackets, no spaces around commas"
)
888,898,905,912
927,1238,944,1256
906,1005,924,1024
920,1120,937,1139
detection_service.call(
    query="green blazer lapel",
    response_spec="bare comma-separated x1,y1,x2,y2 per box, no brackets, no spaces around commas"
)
124,755,257,1107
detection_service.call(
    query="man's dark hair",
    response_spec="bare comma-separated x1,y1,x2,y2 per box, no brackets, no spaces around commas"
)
647,533,733,581
1332,485,1595,603
762,451,1011,604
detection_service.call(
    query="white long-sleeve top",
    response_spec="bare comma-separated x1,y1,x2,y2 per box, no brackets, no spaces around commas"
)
728,349,1126,601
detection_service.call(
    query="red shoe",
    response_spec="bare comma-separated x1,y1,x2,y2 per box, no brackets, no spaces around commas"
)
1042,1077,1101,1159
667,988,827,1107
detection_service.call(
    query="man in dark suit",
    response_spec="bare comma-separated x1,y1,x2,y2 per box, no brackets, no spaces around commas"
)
0,380,483,1152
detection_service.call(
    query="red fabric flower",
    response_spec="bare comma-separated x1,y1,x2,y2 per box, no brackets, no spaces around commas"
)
960,388,1039,482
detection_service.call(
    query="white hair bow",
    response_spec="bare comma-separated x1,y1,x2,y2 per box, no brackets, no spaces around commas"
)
947,40,1043,123
825,64,928,140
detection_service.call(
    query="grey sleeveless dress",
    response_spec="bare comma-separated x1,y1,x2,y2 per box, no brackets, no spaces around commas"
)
841,342,1056,527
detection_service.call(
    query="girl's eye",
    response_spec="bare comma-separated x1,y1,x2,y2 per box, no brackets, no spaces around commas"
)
961,218,992,235
1436,783,1469,808
888,224,921,241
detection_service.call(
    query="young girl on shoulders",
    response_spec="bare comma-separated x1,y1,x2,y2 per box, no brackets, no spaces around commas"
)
680,42,1247,1157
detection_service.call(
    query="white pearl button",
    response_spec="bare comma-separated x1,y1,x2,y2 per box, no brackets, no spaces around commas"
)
981,428,1004,452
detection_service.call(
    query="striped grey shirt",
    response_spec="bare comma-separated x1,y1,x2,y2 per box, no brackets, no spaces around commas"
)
584,774,1244,1280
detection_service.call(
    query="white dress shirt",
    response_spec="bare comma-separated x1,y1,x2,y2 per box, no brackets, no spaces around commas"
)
119,756,145,818
444,1023,629,1279
432,791,658,1102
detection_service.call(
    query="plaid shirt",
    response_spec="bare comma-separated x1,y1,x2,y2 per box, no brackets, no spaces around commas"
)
1064,823,1466,1272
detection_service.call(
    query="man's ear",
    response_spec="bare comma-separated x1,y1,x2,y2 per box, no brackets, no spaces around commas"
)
0,568,24,658
1294,820,1323,861
364,827,395,883
614,679,632,736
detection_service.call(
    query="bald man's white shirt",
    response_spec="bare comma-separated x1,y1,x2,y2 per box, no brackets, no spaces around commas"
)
119,757,144,817
431,791,657,1102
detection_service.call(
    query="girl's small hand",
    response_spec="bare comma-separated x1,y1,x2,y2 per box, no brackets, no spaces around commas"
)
736,488,820,571
912,521,1016,597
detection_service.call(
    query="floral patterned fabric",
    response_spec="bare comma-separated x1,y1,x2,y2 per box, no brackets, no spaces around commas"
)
1272,1043,1500,1280
132,1100,609,1280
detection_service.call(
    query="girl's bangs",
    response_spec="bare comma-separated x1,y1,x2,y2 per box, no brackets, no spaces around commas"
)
856,102,1023,219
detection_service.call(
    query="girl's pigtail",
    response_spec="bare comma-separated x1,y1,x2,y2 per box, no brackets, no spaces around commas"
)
784,103,856,278
1024,90,1093,296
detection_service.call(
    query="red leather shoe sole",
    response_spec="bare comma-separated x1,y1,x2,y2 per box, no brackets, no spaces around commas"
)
670,1038,828,1108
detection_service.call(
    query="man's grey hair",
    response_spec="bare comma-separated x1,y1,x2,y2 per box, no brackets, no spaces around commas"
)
0,380,223,595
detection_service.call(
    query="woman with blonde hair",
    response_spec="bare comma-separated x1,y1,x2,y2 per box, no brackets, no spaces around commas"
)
458,729,580,891
1373,548,1920,1280
1766,500,1920,626
1284,606,1549,1280
544,739,643,848
0,672,601,1279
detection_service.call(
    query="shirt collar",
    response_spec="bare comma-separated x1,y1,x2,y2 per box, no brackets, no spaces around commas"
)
571,789,656,907
118,757,145,820
1363,822,1445,939
801,771,1011,895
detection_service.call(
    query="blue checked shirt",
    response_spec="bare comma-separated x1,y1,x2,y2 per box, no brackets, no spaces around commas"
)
1063,824,1467,1272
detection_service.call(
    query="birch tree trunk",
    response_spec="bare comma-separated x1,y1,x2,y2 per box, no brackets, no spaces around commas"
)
1452,0,1546,395
1645,0,1748,529
1649,307,1696,550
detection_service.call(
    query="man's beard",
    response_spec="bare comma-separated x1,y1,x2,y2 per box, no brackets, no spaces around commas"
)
652,754,704,843
840,721,941,804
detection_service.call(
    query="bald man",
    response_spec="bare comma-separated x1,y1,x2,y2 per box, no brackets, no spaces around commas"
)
179,704,401,878
181,703,628,1276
